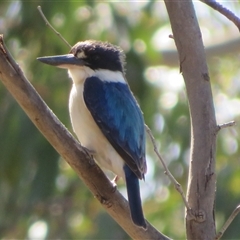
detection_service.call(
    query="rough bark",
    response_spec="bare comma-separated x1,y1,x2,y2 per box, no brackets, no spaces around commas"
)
164,1,217,239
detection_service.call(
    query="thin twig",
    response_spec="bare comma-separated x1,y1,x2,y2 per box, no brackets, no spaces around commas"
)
215,204,240,240
217,121,236,132
200,0,240,31
37,6,72,49
145,124,192,212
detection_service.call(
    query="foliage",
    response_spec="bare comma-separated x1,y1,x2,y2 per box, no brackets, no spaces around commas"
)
0,1,239,239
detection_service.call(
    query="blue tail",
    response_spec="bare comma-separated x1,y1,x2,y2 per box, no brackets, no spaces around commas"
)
124,165,147,229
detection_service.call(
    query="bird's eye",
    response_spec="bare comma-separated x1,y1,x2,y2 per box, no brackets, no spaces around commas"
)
76,51,87,59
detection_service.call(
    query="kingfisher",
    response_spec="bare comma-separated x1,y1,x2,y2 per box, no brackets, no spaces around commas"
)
37,40,147,229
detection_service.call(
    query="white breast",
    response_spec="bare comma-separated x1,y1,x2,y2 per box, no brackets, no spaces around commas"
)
68,68,125,179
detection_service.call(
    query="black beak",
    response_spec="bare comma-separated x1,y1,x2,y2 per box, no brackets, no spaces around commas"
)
37,54,85,68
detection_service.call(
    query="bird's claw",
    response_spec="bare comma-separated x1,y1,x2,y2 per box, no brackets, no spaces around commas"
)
111,175,119,192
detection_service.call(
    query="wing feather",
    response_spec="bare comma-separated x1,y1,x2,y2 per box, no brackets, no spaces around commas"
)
83,76,146,179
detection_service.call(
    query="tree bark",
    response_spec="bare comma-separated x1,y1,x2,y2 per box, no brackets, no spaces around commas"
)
0,35,170,240
164,1,217,239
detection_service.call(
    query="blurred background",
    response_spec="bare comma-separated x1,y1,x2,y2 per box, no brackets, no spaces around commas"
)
0,1,240,239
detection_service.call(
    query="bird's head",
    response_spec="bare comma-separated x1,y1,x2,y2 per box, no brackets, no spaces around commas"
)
37,40,126,73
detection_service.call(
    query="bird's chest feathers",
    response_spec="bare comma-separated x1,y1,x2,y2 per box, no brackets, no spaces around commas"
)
68,67,102,148
68,80,125,178
68,67,110,141
68,66,94,85
69,83,99,148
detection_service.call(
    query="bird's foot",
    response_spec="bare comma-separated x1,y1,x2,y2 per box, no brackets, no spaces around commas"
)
111,175,119,186
111,175,119,192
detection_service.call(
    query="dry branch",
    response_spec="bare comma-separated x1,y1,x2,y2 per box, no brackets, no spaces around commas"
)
145,125,192,213
164,1,217,239
217,121,236,132
200,0,240,31
215,204,240,240
37,6,72,48
0,35,170,240
160,37,240,67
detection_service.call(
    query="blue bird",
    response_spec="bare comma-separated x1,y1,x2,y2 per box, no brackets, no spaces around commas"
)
37,40,147,229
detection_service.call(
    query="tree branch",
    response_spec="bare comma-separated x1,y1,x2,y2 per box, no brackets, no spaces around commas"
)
37,6,72,49
160,37,240,67
217,121,236,132
200,0,240,31
145,125,193,213
164,1,217,239
215,204,240,240
0,35,170,240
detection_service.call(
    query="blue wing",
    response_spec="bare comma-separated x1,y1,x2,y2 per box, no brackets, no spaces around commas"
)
83,76,146,179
